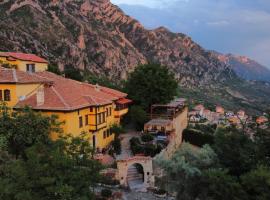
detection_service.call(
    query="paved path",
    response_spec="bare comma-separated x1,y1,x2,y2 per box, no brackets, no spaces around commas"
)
116,130,140,160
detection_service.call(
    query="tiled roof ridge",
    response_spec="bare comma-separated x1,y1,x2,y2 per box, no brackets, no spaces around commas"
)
51,86,71,109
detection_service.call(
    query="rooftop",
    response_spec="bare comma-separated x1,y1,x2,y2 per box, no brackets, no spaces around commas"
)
0,52,48,63
7,71,128,111
145,119,172,126
0,66,52,84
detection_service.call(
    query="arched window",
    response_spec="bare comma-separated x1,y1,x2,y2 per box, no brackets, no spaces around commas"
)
4,90,11,101
0,90,2,101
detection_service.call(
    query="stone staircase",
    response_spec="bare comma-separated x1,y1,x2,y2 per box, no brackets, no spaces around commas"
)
127,165,145,190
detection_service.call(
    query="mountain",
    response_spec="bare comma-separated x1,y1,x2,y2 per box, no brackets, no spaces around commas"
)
216,53,270,82
0,0,269,114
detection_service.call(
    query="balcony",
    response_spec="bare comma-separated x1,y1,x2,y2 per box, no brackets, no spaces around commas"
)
114,98,132,118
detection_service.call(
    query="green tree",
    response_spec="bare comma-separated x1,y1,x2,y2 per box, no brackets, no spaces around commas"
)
254,128,270,166
156,143,218,199
64,65,83,81
241,165,270,200
47,63,61,75
196,169,247,200
0,104,63,158
213,127,256,176
125,64,178,110
129,105,149,131
0,134,101,200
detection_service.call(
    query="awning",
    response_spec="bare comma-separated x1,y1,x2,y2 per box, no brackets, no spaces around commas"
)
116,98,132,105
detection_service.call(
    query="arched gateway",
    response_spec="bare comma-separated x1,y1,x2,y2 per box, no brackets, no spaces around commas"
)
117,156,154,189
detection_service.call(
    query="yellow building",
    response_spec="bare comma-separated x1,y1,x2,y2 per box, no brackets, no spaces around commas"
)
0,52,48,72
0,61,131,151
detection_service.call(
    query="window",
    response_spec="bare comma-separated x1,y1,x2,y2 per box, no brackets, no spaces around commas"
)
102,113,105,123
106,108,109,116
85,115,89,125
0,90,2,101
107,129,110,137
109,107,112,116
90,107,93,112
79,116,83,128
103,131,106,139
26,64,36,73
4,90,10,101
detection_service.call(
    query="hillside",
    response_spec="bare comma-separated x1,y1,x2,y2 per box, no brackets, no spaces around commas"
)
0,0,269,114
216,53,270,82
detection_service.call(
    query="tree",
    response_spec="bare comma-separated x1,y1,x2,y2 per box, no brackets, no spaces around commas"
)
197,169,247,200
125,64,178,110
64,65,83,81
0,134,102,200
156,143,218,199
241,165,270,200
47,64,61,75
0,104,63,158
213,127,256,176
129,105,149,131
254,128,270,166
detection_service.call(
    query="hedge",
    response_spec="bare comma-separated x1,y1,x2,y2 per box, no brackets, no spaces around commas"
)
183,129,214,147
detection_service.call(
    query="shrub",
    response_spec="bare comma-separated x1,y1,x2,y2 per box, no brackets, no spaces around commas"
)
112,138,121,155
101,189,112,198
183,129,214,147
110,124,124,136
141,134,154,143
144,144,157,157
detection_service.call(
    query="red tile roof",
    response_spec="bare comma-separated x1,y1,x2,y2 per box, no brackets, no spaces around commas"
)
0,66,52,84
0,52,48,63
15,71,127,111
116,98,132,105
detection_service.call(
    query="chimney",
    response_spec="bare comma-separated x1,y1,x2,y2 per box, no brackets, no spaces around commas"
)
95,83,100,92
37,86,45,106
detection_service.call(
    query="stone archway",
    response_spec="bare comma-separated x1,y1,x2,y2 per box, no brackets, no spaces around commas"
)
117,156,154,189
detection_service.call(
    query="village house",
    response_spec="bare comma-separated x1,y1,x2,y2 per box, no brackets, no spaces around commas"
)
194,104,205,116
0,53,131,151
256,116,268,125
215,105,225,115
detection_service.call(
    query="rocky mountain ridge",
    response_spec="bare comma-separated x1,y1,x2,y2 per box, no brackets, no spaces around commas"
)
215,52,270,82
0,0,234,87
0,0,269,113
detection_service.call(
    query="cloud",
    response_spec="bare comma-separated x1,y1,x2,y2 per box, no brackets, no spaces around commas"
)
111,0,189,9
206,20,230,26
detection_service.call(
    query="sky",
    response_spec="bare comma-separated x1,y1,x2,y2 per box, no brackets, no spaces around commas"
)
111,0,270,68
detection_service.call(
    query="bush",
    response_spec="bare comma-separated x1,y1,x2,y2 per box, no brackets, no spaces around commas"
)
110,124,124,136
141,134,154,143
112,138,121,155
183,129,214,147
130,137,144,155
101,189,112,198
144,144,157,157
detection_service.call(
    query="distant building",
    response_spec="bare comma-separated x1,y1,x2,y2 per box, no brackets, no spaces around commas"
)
256,116,268,125
228,116,239,125
216,106,225,115
194,104,205,116
237,110,246,119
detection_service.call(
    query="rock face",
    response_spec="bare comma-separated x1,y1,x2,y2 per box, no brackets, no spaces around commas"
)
0,0,234,86
215,52,270,82
0,0,269,113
